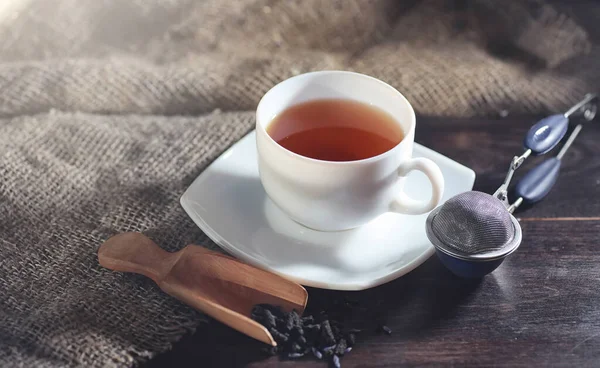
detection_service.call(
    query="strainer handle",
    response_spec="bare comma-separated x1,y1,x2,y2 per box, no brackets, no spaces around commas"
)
390,157,445,215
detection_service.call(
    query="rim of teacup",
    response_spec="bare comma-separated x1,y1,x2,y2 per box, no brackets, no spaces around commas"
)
255,70,416,166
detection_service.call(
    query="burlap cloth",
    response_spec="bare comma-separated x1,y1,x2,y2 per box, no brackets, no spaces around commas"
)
0,0,598,366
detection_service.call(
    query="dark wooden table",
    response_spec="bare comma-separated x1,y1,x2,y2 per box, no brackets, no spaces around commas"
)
146,115,600,367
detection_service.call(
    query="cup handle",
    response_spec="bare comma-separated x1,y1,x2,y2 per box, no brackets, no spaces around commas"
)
390,157,445,215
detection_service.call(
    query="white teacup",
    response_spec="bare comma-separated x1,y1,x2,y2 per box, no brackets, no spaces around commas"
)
256,71,444,231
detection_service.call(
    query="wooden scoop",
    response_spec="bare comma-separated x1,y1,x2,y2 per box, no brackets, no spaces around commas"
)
98,232,308,346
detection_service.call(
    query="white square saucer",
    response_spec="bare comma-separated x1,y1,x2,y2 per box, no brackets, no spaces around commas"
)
181,131,475,291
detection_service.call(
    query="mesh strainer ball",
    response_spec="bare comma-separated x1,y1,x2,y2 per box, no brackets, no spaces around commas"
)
426,191,522,264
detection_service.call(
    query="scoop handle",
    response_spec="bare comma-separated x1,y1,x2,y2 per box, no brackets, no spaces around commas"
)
98,233,180,283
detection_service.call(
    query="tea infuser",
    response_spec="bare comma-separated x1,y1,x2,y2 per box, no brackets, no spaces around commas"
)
426,93,598,278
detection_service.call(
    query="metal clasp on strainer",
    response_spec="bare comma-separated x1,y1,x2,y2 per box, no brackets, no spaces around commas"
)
494,93,598,212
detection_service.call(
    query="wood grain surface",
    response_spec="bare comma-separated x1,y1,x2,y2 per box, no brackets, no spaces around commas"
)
145,115,600,367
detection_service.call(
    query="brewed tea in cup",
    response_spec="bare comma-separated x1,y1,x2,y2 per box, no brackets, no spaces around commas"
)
256,71,444,231
267,98,404,162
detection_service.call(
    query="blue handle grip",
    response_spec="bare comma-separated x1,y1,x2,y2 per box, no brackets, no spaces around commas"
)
514,157,561,204
524,114,569,155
